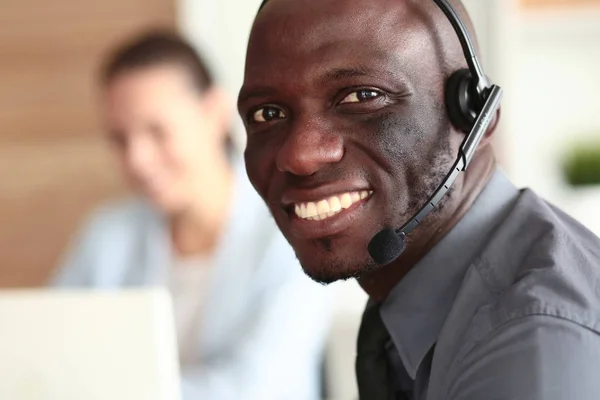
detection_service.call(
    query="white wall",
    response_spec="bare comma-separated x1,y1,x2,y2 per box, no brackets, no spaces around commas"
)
448,2,600,235
177,0,263,150
503,7,600,235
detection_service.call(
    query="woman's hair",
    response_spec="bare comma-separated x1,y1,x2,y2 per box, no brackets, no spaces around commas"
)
101,29,235,155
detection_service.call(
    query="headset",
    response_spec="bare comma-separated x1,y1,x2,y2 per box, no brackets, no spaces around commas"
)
256,0,503,266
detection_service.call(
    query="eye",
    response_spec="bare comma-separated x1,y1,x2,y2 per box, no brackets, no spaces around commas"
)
251,106,286,123
108,131,127,150
340,89,382,104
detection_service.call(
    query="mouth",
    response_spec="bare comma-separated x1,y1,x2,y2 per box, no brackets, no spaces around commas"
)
282,190,374,239
291,190,373,221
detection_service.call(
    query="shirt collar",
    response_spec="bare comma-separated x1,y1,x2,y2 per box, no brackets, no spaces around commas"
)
380,167,519,379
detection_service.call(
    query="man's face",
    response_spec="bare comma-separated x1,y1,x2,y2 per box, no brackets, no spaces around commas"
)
239,0,459,283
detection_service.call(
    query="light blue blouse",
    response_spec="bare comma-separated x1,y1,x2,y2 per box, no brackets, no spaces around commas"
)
52,163,332,400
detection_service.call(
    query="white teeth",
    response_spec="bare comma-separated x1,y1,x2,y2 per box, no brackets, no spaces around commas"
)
317,200,330,214
293,190,373,221
340,193,353,209
306,202,317,217
329,196,342,212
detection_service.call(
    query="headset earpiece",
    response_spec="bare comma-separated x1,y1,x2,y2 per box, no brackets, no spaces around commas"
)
445,69,480,133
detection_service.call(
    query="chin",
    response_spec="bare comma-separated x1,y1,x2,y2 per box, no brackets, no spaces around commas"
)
295,242,379,285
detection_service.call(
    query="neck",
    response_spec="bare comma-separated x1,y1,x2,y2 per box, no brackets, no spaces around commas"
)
170,158,234,257
359,147,496,301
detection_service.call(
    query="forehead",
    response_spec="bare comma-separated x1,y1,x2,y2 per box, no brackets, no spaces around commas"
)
105,65,197,110
242,0,435,93
109,64,191,92
103,65,199,128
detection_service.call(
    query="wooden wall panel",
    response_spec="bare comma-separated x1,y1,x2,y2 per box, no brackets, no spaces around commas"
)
0,0,175,286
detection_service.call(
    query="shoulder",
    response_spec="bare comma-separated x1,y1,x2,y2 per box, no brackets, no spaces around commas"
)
445,189,600,373
447,314,600,400
81,197,156,236
476,188,600,275
69,197,161,253
53,198,159,286
473,188,600,328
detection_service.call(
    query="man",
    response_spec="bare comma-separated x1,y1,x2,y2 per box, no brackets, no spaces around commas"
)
238,0,600,399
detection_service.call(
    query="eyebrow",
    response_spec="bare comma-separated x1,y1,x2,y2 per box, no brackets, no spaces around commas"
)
238,69,370,105
320,65,409,89
237,86,278,106
323,67,371,82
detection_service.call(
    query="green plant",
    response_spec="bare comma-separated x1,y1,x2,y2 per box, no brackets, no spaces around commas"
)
563,140,600,187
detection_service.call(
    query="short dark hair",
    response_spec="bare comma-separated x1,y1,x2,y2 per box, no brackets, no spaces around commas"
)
101,29,235,156
101,29,214,91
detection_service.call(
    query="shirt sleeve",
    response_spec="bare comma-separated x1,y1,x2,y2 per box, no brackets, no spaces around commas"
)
448,315,600,400
180,233,333,400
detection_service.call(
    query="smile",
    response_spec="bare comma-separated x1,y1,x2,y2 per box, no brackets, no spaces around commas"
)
293,190,373,221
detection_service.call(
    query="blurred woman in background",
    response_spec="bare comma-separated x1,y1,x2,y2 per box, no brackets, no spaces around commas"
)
53,31,331,400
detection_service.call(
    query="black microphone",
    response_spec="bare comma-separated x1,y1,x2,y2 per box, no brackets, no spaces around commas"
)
368,229,407,266
367,86,503,265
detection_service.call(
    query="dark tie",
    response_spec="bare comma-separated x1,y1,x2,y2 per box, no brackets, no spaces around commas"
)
355,302,395,400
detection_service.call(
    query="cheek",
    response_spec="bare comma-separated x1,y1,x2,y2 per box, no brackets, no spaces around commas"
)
353,103,451,217
165,125,202,166
379,107,453,210
350,111,430,210
147,139,187,185
370,101,447,166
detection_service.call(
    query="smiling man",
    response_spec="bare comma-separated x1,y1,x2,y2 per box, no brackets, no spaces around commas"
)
238,0,600,399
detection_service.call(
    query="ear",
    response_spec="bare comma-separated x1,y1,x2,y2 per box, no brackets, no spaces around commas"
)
201,86,231,137
478,106,502,149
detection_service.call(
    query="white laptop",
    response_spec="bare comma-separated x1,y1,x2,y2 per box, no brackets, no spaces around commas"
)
0,288,181,400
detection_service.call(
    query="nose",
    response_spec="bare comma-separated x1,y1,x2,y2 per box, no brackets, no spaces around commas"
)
275,116,344,176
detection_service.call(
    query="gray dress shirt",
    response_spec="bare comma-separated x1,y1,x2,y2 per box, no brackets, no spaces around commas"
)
379,168,600,400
